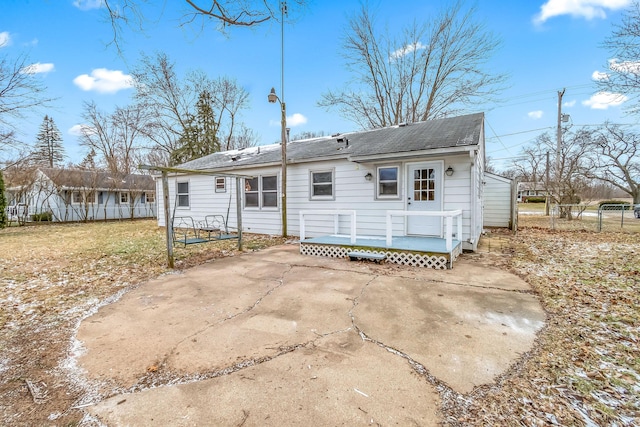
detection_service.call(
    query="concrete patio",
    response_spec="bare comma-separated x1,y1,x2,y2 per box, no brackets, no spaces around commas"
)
73,244,545,426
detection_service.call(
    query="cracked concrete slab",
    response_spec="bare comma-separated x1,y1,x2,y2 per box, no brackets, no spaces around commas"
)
75,244,545,426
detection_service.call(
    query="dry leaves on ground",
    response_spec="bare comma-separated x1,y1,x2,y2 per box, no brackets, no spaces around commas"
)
442,224,639,426
0,220,285,426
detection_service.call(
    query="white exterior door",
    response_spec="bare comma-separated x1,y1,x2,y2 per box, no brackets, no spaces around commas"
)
407,162,443,236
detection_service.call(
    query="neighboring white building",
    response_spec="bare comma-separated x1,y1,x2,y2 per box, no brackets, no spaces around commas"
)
5,167,156,222
484,172,516,229
156,113,492,252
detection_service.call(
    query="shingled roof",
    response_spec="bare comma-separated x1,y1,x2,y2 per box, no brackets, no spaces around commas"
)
178,112,484,171
39,168,155,191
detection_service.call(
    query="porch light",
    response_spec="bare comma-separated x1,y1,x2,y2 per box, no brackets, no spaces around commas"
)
445,166,454,176
364,172,373,181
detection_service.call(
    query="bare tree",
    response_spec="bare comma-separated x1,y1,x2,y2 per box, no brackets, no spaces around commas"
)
131,52,194,161
0,51,55,156
319,1,506,129
79,101,154,174
132,53,255,161
598,1,640,114
583,123,640,203
509,136,548,184
103,0,306,52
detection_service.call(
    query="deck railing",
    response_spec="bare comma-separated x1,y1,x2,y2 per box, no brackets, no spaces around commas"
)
299,210,357,244
385,210,463,252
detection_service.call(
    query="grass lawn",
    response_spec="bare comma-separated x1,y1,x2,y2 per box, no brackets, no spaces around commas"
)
0,218,638,425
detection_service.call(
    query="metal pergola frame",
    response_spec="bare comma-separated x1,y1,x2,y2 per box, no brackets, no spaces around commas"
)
139,165,254,268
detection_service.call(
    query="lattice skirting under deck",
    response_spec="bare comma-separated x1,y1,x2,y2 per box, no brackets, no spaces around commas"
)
300,243,458,269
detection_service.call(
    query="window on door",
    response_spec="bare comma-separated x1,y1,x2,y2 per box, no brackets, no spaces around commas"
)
413,168,436,201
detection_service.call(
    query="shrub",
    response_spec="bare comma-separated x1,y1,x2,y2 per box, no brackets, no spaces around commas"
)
523,196,546,203
32,212,53,222
598,200,631,210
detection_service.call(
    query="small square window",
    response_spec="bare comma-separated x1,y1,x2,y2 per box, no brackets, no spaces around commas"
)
120,192,130,204
72,191,82,204
145,192,155,203
85,192,96,204
310,170,334,199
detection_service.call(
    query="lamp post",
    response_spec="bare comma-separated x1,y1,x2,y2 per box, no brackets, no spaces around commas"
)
268,88,287,237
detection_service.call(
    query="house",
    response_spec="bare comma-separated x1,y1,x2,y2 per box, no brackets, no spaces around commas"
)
4,167,156,223
517,181,547,202
155,113,494,268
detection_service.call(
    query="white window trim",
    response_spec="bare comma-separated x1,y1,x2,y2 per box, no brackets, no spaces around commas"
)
309,169,335,201
176,181,189,209
145,192,155,203
119,192,130,204
71,191,82,205
215,177,226,193
375,164,401,200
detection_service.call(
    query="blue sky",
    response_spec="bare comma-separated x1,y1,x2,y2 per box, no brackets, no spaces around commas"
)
0,0,636,171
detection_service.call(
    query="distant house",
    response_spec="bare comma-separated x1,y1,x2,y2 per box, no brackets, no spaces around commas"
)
152,113,508,268
517,181,547,202
4,167,156,223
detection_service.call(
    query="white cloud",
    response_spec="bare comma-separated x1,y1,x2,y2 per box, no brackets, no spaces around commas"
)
73,68,133,94
533,0,631,24
592,70,610,80
563,100,576,107
390,41,426,60
609,58,640,74
582,91,628,109
287,113,308,127
69,124,96,136
73,0,104,10
528,110,544,119
0,31,11,48
21,62,55,75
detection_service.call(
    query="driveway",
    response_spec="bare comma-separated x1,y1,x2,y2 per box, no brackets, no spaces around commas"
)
74,244,545,426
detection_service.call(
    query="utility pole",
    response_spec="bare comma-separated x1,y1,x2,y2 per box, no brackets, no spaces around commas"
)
545,151,550,216
556,88,565,178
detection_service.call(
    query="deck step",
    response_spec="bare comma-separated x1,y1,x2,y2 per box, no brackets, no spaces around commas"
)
348,251,387,263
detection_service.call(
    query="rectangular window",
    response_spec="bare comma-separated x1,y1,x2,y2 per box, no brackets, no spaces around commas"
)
72,191,82,204
262,176,278,207
85,192,96,204
176,182,189,207
310,170,334,200
377,166,399,198
120,192,130,204
244,175,278,209
244,177,259,208
146,192,155,203
215,177,226,193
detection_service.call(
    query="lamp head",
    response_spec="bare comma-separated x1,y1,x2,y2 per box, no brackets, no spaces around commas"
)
268,87,278,103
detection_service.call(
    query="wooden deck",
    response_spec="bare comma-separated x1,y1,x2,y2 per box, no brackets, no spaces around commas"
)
300,235,462,269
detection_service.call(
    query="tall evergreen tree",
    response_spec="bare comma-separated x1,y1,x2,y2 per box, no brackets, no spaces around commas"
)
170,90,221,165
0,171,7,228
32,115,65,167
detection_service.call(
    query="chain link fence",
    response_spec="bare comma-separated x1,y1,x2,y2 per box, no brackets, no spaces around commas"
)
518,203,640,233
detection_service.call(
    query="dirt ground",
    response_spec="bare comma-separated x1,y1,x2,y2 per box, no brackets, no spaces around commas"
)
0,218,638,426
